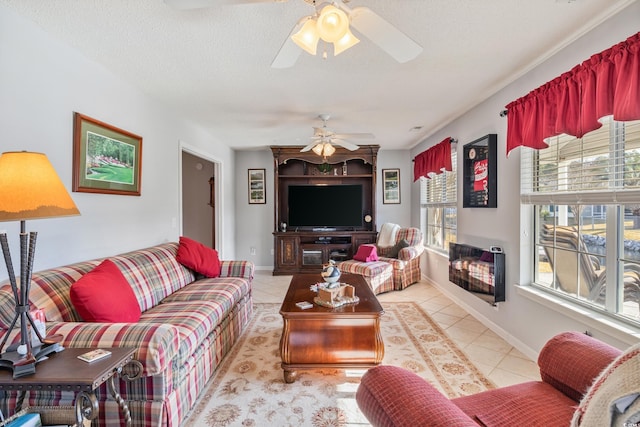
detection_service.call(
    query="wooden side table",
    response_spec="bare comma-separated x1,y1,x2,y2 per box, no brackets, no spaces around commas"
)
0,347,142,427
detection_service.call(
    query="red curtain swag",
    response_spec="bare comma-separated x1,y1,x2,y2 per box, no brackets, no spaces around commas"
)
505,32,640,156
413,137,452,181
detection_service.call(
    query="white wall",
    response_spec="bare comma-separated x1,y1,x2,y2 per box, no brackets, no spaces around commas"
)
376,149,412,228
0,5,237,282
414,1,640,354
234,149,274,269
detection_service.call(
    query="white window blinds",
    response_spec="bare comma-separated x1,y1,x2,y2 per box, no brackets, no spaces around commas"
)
521,117,640,205
420,151,457,205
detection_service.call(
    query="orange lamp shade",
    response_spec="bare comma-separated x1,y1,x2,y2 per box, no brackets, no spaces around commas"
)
0,151,80,222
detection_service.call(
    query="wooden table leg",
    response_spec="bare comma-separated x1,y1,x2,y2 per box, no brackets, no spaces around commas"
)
283,368,297,384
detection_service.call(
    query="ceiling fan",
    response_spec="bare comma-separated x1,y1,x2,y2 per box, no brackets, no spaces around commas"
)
300,114,374,158
163,0,423,68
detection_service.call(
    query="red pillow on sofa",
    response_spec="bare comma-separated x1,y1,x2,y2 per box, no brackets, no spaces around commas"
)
353,244,379,262
70,259,141,322
176,236,221,278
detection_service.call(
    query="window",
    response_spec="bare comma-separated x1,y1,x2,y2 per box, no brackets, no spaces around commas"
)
421,150,457,252
522,117,640,324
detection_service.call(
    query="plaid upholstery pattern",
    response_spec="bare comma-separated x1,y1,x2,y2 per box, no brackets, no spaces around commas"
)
377,256,422,291
538,331,621,402
110,243,195,311
357,365,478,426
356,332,622,427
48,321,179,377
219,260,254,280
0,243,254,427
453,382,578,426
338,260,394,294
0,260,99,327
346,226,424,293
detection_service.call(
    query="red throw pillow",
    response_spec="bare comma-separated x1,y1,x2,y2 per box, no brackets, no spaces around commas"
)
176,236,221,278
70,259,141,323
353,244,379,262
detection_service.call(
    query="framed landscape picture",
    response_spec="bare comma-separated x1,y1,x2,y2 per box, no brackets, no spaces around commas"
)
382,168,400,204
248,168,266,204
73,113,142,196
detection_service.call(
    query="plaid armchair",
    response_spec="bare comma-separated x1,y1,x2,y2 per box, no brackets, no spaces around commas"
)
341,225,424,291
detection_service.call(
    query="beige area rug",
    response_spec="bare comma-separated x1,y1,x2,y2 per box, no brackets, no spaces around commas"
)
184,302,494,427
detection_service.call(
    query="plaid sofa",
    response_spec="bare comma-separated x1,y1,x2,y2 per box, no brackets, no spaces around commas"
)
356,331,623,426
0,242,254,427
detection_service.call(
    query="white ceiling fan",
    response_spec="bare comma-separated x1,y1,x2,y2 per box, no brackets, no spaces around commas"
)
163,0,423,68
300,114,374,157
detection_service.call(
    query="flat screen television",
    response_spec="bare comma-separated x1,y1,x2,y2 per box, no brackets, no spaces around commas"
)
287,184,363,229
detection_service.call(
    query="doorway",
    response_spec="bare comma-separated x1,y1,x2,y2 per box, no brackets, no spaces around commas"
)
181,150,218,248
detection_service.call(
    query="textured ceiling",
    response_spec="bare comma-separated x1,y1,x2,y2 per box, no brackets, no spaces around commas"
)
1,0,635,151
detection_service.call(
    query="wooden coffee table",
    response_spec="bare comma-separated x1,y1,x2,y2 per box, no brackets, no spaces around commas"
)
279,273,385,383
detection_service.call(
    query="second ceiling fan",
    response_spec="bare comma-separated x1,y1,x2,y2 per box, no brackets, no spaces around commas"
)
301,114,374,158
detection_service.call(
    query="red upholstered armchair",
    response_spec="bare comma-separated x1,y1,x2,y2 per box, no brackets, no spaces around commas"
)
356,331,625,426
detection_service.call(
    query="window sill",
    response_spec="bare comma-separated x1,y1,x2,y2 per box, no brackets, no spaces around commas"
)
516,284,640,345
424,246,447,257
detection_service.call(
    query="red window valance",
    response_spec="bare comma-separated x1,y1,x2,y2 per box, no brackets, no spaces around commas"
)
413,137,453,181
505,32,640,156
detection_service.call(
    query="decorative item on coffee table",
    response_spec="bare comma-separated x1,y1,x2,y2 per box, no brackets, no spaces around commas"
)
315,283,359,308
0,152,80,378
320,260,341,283
314,261,360,307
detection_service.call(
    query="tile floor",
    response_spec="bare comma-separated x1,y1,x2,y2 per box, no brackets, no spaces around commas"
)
252,270,541,388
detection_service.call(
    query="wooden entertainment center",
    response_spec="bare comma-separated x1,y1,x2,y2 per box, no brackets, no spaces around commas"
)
271,145,379,275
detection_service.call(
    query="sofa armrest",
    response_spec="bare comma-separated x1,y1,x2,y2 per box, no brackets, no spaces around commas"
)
538,331,621,401
47,321,180,377
219,261,254,280
398,245,423,261
356,366,478,427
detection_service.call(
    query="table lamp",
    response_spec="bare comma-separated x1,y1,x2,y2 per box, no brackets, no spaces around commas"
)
0,151,80,378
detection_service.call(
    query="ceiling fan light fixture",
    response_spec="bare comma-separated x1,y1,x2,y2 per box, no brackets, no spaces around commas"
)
316,4,349,43
291,17,320,55
333,28,359,56
323,143,336,157
311,143,325,156
311,142,336,158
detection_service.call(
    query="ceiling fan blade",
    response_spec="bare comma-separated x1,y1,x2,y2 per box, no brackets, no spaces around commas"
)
347,6,423,63
164,0,216,9
300,142,318,152
331,139,360,151
164,0,285,9
271,17,305,69
332,132,375,139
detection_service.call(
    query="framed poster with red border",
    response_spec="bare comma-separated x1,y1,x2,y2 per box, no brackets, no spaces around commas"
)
463,134,497,208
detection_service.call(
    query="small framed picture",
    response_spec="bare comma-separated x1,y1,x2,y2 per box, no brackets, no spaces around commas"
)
382,168,400,204
248,168,266,204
